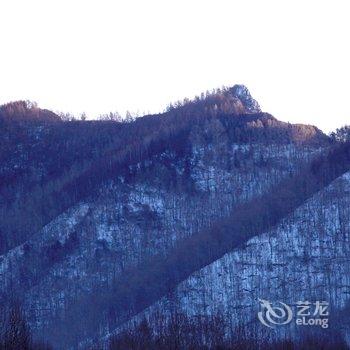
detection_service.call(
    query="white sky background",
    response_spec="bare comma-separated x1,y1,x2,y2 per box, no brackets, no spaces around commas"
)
0,0,349,132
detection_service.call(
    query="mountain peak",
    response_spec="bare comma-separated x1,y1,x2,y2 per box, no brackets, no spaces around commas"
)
229,84,261,113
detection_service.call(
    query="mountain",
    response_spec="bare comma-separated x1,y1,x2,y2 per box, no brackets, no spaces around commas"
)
0,86,327,255
1,85,349,349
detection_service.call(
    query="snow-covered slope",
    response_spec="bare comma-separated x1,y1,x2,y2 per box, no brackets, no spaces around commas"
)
0,141,320,345
0,88,336,348
120,171,350,345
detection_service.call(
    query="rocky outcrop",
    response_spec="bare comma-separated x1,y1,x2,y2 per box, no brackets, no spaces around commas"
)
229,84,261,113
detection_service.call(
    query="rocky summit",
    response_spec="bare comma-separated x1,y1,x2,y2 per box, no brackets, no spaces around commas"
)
229,84,261,113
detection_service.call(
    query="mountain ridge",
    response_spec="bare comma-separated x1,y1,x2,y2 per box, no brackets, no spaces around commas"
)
0,86,329,255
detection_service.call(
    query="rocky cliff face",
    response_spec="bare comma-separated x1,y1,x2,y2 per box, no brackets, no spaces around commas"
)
229,84,261,113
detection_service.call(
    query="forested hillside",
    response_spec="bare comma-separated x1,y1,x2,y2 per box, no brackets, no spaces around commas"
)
0,88,327,254
1,85,349,349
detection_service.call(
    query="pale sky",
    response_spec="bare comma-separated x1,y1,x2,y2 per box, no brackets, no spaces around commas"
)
0,0,349,132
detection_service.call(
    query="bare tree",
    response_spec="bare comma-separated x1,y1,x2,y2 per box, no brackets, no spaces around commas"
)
0,304,32,350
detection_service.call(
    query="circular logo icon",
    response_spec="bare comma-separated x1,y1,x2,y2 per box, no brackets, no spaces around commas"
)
258,298,293,328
